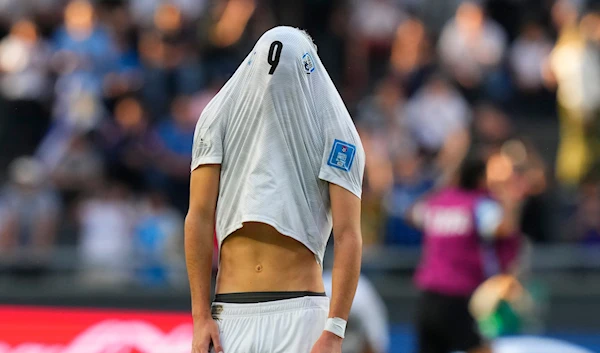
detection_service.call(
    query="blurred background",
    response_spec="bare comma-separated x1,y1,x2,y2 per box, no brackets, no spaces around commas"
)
0,0,599,352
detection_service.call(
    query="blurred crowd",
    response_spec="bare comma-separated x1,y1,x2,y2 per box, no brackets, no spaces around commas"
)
0,0,600,284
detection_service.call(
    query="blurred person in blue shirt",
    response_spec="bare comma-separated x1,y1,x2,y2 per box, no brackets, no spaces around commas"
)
149,96,196,213
50,1,116,135
134,190,184,286
383,151,434,246
0,157,61,276
52,0,117,78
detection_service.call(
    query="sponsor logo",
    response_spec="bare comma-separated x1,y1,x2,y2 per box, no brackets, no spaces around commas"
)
0,306,193,353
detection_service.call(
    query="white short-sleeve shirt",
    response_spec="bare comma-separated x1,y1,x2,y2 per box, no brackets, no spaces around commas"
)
191,27,365,265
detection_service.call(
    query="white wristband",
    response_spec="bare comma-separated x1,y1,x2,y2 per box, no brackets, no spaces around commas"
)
324,317,347,338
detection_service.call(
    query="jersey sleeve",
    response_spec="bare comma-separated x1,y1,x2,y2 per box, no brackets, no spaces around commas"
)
474,198,503,240
318,125,365,199
191,117,224,171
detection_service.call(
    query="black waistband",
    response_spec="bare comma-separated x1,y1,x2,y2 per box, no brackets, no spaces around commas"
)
214,291,326,304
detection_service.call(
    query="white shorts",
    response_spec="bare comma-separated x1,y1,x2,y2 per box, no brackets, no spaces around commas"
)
211,296,329,353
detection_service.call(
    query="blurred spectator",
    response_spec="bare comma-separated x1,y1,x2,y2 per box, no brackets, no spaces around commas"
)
438,1,508,99
52,0,117,77
53,0,115,132
390,17,434,96
98,96,153,190
410,152,525,353
149,96,196,213
492,139,552,243
51,133,104,204
348,0,406,87
546,1,600,186
0,0,62,24
383,152,434,246
509,20,553,94
50,1,115,133
129,0,208,26
472,103,514,157
133,190,184,286
404,74,471,182
573,177,600,244
0,20,51,170
352,0,405,46
77,180,136,285
138,3,204,121
355,78,410,245
0,157,61,275
0,19,50,102
101,4,143,101
356,78,415,194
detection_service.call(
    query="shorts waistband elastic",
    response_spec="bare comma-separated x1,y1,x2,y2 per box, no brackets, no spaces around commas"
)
211,295,329,318
214,291,326,304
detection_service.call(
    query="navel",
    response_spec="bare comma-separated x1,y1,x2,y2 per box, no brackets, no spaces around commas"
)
255,264,263,273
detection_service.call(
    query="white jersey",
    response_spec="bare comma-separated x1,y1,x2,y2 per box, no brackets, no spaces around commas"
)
191,26,365,265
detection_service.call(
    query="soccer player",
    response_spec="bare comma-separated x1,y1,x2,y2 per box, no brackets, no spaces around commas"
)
409,154,524,353
185,26,365,353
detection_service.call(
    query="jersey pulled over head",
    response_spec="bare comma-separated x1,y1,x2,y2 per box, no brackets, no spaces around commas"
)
191,26,365,266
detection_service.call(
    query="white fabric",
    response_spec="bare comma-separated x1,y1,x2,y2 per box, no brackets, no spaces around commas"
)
191,26,365,265
211,296,329,353
324,317,347,338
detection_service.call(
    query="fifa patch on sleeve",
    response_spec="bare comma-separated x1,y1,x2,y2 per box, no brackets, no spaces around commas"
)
327,140,356,172
302,52,315,74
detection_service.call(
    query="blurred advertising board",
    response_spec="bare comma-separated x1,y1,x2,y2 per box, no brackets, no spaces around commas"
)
0,306,193,353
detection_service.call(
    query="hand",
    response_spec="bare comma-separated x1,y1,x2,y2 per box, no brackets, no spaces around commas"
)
310,331,343,353
192,316,223,353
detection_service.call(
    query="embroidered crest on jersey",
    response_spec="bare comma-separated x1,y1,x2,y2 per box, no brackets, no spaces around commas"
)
327,139,356,171
302,52,315,74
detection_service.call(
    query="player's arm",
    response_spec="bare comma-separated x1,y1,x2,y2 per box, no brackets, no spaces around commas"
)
329,183,363,321
185,164,223,353
186,113,225,353
186,165,219,318
310,183,363,353
314,138,365,353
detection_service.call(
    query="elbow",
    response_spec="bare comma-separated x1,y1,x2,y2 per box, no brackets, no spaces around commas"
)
185,209,215,227
334,229,363,249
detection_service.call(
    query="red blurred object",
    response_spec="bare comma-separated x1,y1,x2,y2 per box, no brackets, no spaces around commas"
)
0,306,193,352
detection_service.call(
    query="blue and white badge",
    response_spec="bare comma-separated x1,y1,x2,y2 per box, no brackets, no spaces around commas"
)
302,52,315,74
327,139,356,172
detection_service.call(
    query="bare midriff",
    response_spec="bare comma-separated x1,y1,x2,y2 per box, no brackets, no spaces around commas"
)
216,222,325,294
